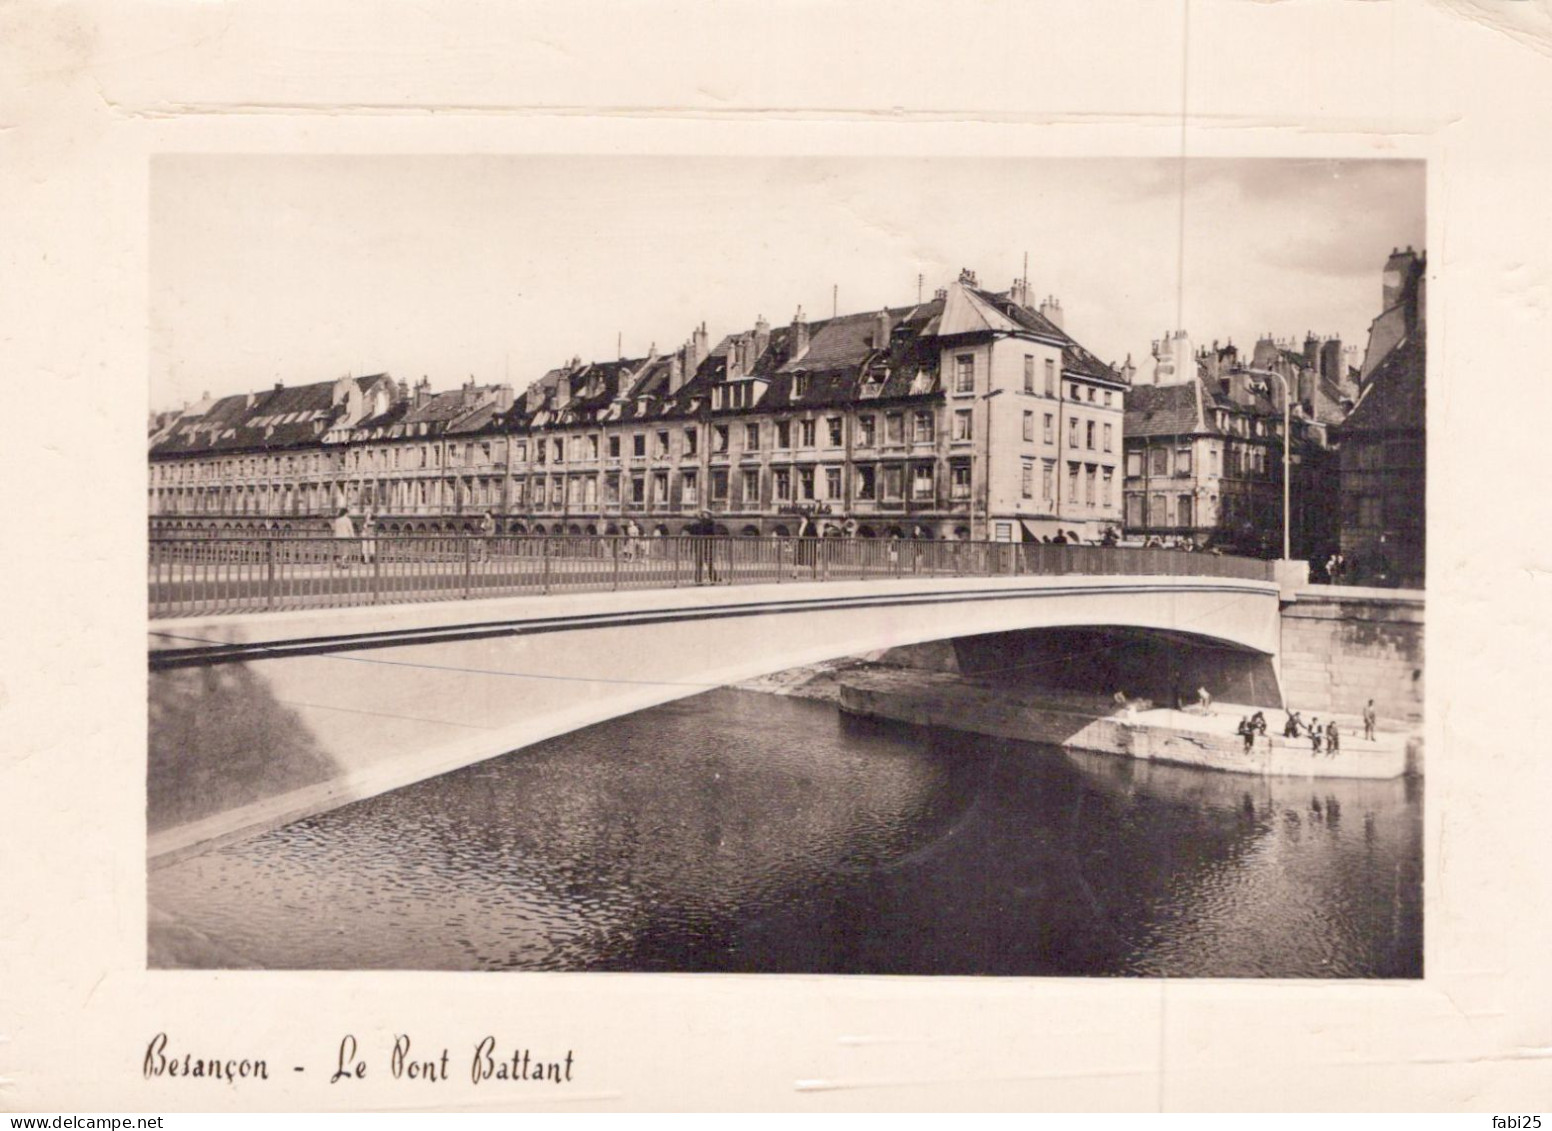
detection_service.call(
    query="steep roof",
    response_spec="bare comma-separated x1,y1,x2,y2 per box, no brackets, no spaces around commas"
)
1125,383,1202,438
1341,335,1423,436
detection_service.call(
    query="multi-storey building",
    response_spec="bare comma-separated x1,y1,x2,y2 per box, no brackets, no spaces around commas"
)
1334,248,1426,587
1122,329,1343,558
149,270,1129,542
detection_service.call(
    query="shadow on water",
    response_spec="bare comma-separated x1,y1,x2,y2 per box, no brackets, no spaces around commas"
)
147,688,1421,977
148,665,341,833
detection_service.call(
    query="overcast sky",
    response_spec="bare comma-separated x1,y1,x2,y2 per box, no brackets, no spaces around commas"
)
150,156,1424,410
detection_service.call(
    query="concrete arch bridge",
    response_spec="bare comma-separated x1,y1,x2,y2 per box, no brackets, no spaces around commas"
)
149,569,1288,865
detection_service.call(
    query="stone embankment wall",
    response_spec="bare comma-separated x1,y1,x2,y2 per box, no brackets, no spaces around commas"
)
1278,588,1423,723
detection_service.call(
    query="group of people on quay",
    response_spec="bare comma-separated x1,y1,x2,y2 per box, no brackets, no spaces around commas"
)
1233,697,1379,756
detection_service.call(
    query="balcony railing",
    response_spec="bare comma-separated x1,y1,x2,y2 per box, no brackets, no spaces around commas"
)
148,534,1275,619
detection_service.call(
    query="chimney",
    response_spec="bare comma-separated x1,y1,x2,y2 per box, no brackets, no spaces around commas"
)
933,287,948,301
690,323,710,372
1038,295,1064,330
1383,246,1418,312
669,348,686,394
524,381,547,413
274,380,284,393
494,384,514,413
414,377,432,409
957,267,978,288
1303,330,1320,370
728,335,746,381
873,308,891,351
1009,276,1030,308
753,315,770,361
1120,354,1136,384
790,306,809,361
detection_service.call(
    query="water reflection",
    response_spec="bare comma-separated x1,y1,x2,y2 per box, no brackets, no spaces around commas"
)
148,688,1421,977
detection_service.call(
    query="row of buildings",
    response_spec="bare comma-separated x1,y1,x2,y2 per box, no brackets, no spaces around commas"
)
148,252,1426,585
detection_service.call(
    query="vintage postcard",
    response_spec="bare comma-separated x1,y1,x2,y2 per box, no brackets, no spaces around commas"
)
4,0,1551,1113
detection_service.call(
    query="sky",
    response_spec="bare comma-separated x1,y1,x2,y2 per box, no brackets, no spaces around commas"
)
149,156,1425,410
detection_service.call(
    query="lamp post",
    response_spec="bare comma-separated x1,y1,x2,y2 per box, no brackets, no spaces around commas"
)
1246,368,1292,560
975,388,1005,542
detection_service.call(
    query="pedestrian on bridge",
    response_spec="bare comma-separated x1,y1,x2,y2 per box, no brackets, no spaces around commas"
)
1363,699,1377,741
688,510,719,585
332,507,356,568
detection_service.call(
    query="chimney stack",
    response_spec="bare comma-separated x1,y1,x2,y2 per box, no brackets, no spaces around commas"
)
874,308,891,351
1303,330,1320,370
414,377,432,409
790,306,809,360
753,315,771,361
1038,295,1064,330
1009,276,1030,309
494,384,514,413
669,348,686,394
689,322,710,372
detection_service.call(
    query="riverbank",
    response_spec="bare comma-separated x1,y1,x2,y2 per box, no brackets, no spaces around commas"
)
835,667,1415,779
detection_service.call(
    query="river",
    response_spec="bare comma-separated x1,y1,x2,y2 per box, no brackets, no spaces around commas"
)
148,687,1422,977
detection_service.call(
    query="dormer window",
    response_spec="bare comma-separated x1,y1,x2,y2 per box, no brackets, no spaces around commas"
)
793,373,810,398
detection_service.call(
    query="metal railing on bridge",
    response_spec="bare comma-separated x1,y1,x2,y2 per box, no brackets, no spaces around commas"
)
147,534,1276,619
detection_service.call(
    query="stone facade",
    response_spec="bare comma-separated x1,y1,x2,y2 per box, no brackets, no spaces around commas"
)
1277,588,1424,723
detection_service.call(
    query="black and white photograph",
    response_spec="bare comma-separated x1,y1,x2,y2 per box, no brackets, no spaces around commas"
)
145,154,1425,978
10,0,1552,1113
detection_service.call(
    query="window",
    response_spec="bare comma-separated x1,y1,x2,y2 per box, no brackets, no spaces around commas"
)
632,433,646,458
604,474,619,504
1149,447,1169,476
954,410,973,441
1086,421,1095,450
1085,465,1096,507
858,415,876,447
825,467,842,499
684,427,698,457
1150,492,1168,527
777,420,792,448
1068,462,1080,504
799,419,816,447
774,468,791,500
1176,448,1192,475
1209,447,1219,474
1023,355,1035,393
951,463,972,499
513,479,528,505
883,465,904,500
1102,467,1114,507
652,472,667,503
550,477,564,505
798,467,816,500
914,411,936,442
1023,410,1035,442
885,413,904,444
1086,387,1095,403
607,435,620,459
1021,460,1034,498
1358,495,1383,528
711,468,728,501
912,464,935,500
1042,460,1055,505
955,354,975,393
586,436,599,460
827,417,843,447
1070,384,1080,400
1177,494,1194,527
741,468,760,502
1104,390,1113,407
1103,423,1113,452
656,431,670,458
682,470,699,505
1043,413,1054,444
744,423,760,450
1125,451,1142,477
552,439,563,463
1126,494,1144,528
856,465,877,499
713,425,729,454
793,373,810,398
1068,417,1079,447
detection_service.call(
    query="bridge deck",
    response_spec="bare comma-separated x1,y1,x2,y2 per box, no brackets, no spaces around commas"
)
149,533,1275,619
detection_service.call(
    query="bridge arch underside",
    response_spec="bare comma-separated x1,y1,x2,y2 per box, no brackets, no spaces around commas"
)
147,578,1281,862
948,625,1283,714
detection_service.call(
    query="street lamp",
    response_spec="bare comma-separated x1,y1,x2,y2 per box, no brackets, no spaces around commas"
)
975,388,1005,542
1246,368,1292,561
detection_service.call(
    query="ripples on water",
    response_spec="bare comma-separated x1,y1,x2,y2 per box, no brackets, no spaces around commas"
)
149,688,1422,977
